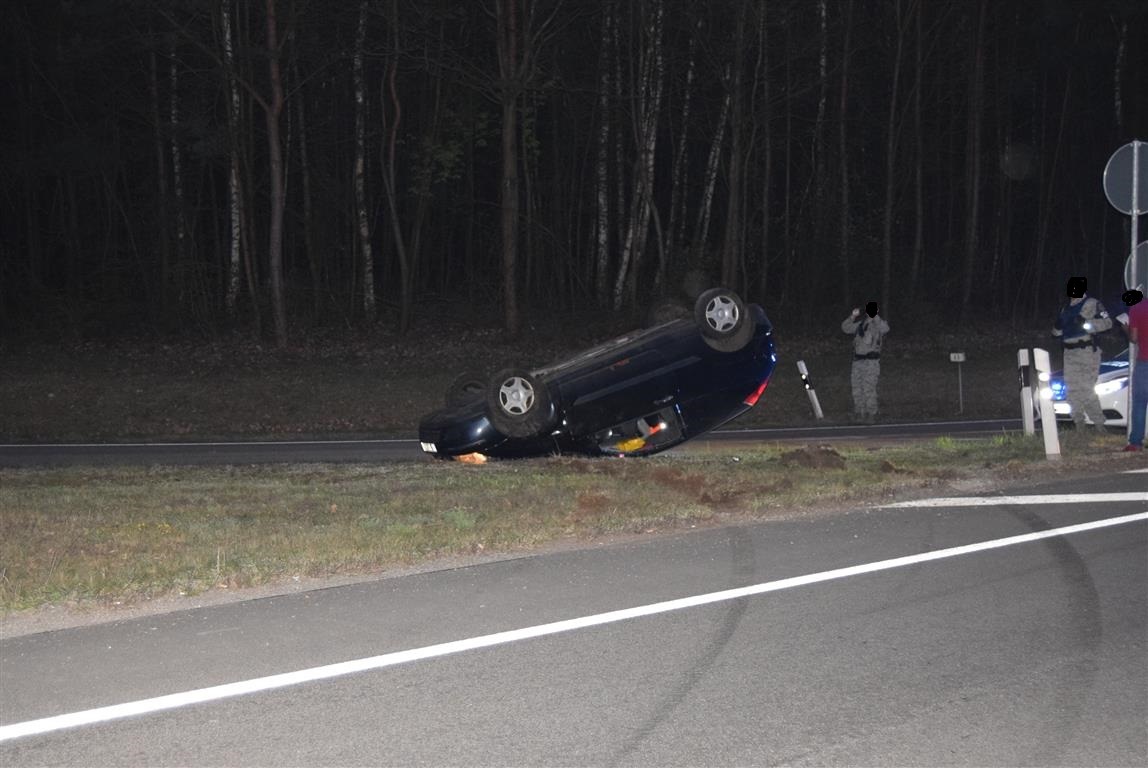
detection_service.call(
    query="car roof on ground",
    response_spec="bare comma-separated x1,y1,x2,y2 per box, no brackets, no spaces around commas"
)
531,318,686,378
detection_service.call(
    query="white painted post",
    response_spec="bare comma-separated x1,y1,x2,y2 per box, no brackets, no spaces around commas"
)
1017,348,1035,436
1033,347,1061,459
796,360,824,420
950,352,966,414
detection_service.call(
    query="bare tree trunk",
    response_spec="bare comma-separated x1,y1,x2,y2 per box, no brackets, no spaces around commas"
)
1114,21,1126,133
374,0,413,331
881,0,905,315
353,0,375,322
169,36,188,309
666,20,699,291
148,47,171,318
1027,77,1072,320
65,176,82,318
497,0,521,334
908,2,924,305
381,57,410,331
293,57,318,317
780,18,794,310
837,0,854,307
221,0,243,318
612,4,626,297
522,99,538,297
813,0,828,273
264,0,288,348
614,0,664,309
691,70,731,271
756,3,772,301
959,0,987,314
593,0,613,305
721,0,748,291
404,28,445,332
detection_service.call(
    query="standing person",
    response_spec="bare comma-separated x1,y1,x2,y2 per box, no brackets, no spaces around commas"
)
1123,289,1147,452
841,301,890,423
1052,276,1112,433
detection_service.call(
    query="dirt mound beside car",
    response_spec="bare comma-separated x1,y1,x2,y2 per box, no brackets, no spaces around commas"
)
779,445,846,469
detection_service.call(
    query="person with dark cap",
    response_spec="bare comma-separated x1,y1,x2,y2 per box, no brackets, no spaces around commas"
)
1123,289,1147,451
1052,276,1112,433
841,301,889,423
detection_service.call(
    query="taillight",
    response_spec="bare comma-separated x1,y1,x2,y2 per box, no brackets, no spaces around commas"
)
743,377,770,406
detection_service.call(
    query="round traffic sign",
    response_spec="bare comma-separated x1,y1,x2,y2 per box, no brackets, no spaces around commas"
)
1104,141,1148,215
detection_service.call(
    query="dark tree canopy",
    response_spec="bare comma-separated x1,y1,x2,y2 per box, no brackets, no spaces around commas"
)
1,0,1145,342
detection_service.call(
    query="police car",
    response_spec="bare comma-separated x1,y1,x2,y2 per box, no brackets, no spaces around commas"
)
1046,348,1130,427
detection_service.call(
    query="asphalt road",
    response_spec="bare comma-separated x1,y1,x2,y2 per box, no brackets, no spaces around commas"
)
0,418,1023,467
2,469,1145,766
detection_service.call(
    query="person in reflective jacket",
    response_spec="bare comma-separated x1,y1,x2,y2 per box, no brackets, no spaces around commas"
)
841,301,889,424
1052,276,1112,433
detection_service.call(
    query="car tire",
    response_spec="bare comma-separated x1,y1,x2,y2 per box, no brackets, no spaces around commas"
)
694,287,755,352
446,370,487,407
486,368,554,438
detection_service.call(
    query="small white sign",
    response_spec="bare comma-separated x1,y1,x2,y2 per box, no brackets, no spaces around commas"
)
950,352,966,363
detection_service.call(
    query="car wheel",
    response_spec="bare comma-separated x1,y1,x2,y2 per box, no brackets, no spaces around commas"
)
486,368,554,437
694,287,756,352
446,370,487,407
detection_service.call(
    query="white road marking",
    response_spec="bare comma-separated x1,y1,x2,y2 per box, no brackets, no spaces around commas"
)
884,492,1147,508
1126,468,1148,474
2,511,1145,743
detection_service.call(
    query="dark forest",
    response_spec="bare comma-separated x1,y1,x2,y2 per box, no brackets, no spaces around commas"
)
2,0,1146,346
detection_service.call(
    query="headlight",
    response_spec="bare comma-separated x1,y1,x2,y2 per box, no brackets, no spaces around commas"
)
1094,379,1128,396
1040,387,1053,400
1038,372,1050,382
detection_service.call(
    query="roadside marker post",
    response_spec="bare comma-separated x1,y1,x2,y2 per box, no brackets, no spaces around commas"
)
950,352,966,414
796,360,824,420
1017,348,1035,436
1032,347,1061,459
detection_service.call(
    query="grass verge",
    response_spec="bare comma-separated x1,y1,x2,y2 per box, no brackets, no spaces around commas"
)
3,432,1142,617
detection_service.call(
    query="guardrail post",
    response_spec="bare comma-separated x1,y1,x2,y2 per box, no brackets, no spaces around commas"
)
796,360,824,420
1032,347,1061,459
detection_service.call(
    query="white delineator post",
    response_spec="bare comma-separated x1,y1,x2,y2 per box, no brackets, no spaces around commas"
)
1018,348,1035,436
1032,347,1061,459
796,360,824,420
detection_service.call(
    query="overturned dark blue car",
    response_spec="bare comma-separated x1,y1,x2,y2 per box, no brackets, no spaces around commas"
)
418,288,777,460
